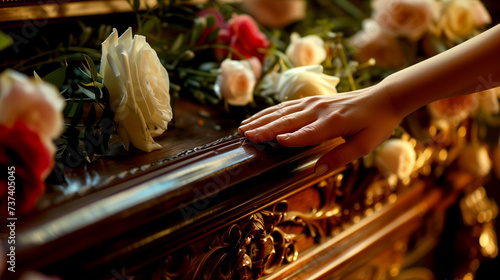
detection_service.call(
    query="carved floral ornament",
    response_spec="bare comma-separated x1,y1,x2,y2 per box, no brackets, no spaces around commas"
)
163,202,297,280
161,164,381,280
159,121,500,280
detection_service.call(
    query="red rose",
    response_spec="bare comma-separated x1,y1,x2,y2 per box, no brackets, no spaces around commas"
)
216,14,270,63
1,121,53,218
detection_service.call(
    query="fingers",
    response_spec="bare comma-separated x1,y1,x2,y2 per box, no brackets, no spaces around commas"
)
314,130,374,176
243,111,317,143
276,122,329,147
239,102,303,135
240,99,301,126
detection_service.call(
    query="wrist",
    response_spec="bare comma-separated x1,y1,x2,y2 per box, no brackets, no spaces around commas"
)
377,76,417,120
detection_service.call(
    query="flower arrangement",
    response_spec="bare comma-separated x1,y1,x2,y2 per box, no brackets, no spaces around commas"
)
0,70,64,218
350,0,493,68
0,0,499,221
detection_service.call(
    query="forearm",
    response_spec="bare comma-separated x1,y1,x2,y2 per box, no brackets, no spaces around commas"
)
381,24,500,118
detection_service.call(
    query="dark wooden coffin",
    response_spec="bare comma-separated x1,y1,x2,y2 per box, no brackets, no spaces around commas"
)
5,98,492,280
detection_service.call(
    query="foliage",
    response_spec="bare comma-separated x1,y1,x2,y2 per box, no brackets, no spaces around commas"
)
1,0,499,185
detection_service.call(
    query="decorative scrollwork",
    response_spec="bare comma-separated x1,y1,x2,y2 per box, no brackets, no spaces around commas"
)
162,157,428,280
282,174,345,241
163,202,297,280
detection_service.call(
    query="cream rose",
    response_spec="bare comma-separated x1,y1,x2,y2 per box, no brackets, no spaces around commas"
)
101,27,172,152
372,0,439,41
214,58,259,106
271,65,339,102
457,144,492,177
433,0,491,42
241,0,306,28
285,32,326,67
374,139,416,180
0,69,64,155
349,19,405,69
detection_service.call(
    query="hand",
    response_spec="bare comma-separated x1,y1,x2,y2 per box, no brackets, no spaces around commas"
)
238,85,403,175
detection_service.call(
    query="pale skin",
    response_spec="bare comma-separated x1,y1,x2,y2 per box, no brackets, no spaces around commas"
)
239,24,500,176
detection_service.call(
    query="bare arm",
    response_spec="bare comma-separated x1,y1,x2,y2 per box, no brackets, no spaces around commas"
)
239,24,500,175
384,23,500,118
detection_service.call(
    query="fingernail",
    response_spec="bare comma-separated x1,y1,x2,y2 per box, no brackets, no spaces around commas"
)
277,134,290,141
315,164,328,176
239,123,249,130
245,129,259,137
241,119,250,125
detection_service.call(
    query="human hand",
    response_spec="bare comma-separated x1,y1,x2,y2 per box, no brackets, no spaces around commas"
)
238,85,403,175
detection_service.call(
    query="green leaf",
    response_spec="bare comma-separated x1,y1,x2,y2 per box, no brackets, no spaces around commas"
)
59,87,69,96
0,31,13,52
77,84,97,100
83,53,98,82
43,65,67,89
97,86,104,102
133,0,140,11
170,33,184,52
190,17,206,45
206,15,216,28
331,0,365,20
272,49,294,69
205,27,220,43
78,67,92,79
63,99,76,118
142,18,158,35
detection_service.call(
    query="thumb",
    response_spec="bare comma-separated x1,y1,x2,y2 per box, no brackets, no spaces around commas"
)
314,132,373,176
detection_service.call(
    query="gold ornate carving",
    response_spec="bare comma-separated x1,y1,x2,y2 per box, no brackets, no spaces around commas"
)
163,202,298,280
161,156,415,280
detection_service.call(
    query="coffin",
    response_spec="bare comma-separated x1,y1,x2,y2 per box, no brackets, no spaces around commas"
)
6,98,496,280
1,1,499,279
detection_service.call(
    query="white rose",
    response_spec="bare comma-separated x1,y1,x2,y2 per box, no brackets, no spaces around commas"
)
101,27,172,152
273,65,339,102
214,58,258,106
457,144,492,177
285,32,327,67
372,0,439,41
374,139,416,180
349,19,406,69
0,69,64,154
433,0,491,42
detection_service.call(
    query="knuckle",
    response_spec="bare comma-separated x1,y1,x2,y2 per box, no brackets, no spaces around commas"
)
275,108,287,117
310,99,330,110
279,115,295,124
275,102,286,110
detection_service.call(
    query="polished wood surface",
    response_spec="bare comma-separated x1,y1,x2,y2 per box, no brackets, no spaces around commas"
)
11,98,347,279
5,97,493,280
